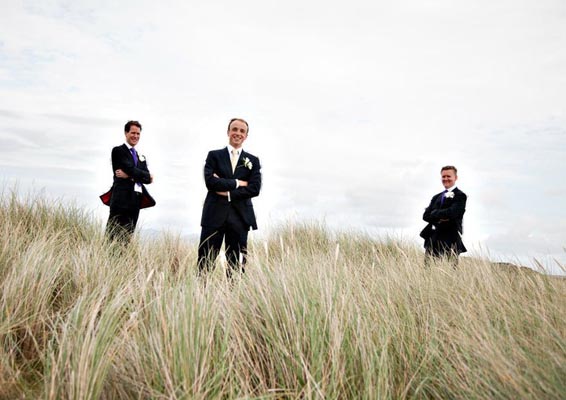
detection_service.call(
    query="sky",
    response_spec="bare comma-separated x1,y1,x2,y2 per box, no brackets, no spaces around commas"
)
1,0,565,274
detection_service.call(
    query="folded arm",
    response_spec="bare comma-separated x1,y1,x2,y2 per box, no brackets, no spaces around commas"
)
112,147,152,184
229,157,261,201
423,196,440,223
424,193,466,225
203,152,238,192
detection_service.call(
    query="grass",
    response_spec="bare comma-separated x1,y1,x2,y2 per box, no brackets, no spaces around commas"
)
0,191,565,399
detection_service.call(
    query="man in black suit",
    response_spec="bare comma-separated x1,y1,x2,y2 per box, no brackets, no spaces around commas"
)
105,120,154,242
197,118,262,279
421,165,467,265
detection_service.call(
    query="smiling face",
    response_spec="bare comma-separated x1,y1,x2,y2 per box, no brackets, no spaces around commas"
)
125,125,141,147
227,119,248,149
441,168,457,189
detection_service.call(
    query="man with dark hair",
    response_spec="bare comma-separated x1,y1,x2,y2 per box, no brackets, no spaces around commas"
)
420,166,467,266
104,120,154,242
197,118,262,279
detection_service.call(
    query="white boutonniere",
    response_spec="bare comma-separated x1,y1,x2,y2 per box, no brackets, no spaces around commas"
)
139,154,146,162
444,191,455,199
242,157,253,170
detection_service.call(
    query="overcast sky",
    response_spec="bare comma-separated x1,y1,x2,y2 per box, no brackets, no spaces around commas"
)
1,0,565,274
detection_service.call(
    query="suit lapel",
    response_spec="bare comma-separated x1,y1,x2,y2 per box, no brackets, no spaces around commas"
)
220,148,234,177
222,147,248,178
122,144,136,164
234,151,249,178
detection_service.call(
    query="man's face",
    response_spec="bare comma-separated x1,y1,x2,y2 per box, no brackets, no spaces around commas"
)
125,126,141,147
441,169,457,189
227,120,248,149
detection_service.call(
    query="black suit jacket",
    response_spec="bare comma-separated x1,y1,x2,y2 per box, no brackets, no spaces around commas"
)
109,144,153,210
421,187,467,253
200,147,261,231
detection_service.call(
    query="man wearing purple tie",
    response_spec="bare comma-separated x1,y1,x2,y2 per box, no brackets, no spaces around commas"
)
105,121,154,242
420,166,467,265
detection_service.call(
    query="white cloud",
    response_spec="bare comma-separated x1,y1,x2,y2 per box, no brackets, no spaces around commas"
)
0,0,565,272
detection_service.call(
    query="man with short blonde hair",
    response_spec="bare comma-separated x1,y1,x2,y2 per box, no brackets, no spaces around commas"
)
420,165,467,265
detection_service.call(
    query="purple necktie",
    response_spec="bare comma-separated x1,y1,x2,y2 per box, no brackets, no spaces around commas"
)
130,148,138,166
129,148,142,190
440,190,448,205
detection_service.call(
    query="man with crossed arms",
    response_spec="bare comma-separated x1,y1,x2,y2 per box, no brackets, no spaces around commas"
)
105,120,154,242
197,118,262,279
421,165,467,266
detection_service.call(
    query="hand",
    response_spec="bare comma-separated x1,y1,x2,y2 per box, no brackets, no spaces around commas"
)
115,169,130,179
150,174,154,183
216,191,228,197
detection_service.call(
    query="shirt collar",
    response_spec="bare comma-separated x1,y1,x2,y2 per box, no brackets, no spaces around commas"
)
227,144,243,155
444,185,456,192
125,142,136,151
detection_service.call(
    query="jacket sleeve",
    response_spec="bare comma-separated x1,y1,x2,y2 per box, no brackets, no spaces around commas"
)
112,147,152,184
203,151,238,191
423,195,439,223
229,156,261,201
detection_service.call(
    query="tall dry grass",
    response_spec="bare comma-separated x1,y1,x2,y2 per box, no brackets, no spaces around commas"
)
0,191,565,399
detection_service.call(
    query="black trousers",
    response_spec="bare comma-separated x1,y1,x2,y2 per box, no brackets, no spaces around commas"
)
425,239,459,268
197,209,249,279
105,196,141,242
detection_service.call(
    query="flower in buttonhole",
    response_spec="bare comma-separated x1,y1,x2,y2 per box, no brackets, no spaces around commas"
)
242,157,253,170
444,191,455,199
139,154,146,162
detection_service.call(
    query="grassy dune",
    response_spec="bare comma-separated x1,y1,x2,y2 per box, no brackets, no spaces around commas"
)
0,193,565,399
